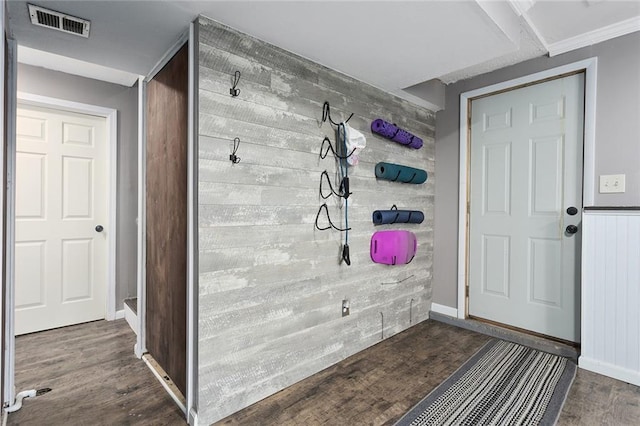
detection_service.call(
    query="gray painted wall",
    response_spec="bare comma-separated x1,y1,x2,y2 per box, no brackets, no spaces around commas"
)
17,63,138,310
433,32,640,308
197,17,435,424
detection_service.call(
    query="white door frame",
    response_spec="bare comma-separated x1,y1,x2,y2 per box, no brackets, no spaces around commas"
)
457,58,598,320
4,91,118,406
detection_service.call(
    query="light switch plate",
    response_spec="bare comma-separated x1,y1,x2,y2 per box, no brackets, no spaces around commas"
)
599,174,626,193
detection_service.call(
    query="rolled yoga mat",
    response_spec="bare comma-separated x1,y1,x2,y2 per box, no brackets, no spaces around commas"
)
375,162,427,184
371,119,423,149
373,206,424,225
370,230,417,265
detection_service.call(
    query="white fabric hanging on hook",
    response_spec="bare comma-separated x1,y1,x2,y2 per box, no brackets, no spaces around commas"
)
344,123,366,166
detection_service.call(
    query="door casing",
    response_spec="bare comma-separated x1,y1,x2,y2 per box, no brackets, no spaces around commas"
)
3,91,117,407
457,58,598,323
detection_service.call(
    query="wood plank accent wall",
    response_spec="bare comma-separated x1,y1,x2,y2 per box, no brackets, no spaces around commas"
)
197,17,436,424
145,44,188,395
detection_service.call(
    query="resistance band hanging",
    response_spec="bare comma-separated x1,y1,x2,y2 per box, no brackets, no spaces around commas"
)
319,170,351,200
316,101,355,266
375,162,428,184
371,118,423,149
372,205,424,225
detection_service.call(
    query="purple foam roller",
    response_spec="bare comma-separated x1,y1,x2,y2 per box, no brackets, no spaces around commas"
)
371,119,423,149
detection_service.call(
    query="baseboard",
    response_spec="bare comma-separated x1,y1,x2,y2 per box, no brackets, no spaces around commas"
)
115,309,125,320
124,303,138,335
579,356,640,386
430,303,458,318
143,354,187,415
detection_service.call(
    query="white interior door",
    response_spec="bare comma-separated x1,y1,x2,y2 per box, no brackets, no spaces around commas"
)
14,104,108,335
468,73,584,342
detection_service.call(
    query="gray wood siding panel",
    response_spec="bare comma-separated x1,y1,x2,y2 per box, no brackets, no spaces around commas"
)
197,16,435,424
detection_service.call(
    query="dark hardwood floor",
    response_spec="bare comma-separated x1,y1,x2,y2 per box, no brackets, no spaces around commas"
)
6,318,639,425
217,321,640,426
8,319,185,425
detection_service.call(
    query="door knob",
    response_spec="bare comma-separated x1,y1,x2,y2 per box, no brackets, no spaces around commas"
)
95,225,104,233
566,207,578,216
566,224,578,235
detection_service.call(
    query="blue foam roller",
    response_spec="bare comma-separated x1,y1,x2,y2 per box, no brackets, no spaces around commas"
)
375,162,427,184
373,208,424,225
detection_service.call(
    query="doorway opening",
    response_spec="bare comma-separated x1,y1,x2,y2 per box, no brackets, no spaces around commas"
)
457,58,598,343
5,90,118,409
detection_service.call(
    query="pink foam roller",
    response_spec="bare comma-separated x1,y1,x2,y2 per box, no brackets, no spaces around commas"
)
370,230,417,265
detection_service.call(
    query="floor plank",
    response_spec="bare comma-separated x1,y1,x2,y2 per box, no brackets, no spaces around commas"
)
216,320,640,426
6,318,639,425
8,320,185,426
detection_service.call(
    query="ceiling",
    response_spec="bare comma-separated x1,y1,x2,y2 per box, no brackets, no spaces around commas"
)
6,0,640,110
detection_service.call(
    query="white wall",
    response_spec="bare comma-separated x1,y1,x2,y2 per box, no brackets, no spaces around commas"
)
433,32,640,308
17,64,138,309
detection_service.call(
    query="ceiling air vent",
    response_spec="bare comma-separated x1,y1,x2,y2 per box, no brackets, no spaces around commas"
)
28,4,90,38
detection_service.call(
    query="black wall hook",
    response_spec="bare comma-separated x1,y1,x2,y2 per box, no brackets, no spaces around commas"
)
229,137,241,164
230,71,241,97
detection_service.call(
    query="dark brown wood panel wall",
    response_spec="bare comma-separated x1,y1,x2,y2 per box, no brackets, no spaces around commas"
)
145,43,188,395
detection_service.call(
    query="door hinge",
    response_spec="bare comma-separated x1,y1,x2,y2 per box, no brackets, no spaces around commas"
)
465,286,469,297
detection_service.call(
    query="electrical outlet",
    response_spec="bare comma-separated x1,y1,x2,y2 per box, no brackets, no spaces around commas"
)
599,174,626,193
342,299,350,317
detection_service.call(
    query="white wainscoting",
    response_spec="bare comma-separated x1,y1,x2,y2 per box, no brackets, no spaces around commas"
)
580,209,640,386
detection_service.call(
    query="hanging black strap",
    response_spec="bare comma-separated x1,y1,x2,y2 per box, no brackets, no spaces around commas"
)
314,203,351,232
399,172,417,184
389,204,400,224
319,170,350,200
320,137,356,160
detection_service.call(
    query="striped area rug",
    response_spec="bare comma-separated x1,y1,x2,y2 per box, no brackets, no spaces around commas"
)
395,340,576,426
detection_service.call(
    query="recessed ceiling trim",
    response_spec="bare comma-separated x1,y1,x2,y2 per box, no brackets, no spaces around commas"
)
18,45,139,87
548,15,640,57
28,4,90,38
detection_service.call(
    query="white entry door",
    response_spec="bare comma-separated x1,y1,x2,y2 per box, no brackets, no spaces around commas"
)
15,104,108,335
468,73,584,342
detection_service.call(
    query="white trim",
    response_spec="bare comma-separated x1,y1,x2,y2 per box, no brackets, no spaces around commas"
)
135,76,146,359
457,95,469,320
186,20,199,426
15,92,119,322
17,46,138,87
146,30,189,83
3,39,18,409
583,209,640,217
124,302,138,335
430,303,458,318
142,355,187,414
457,58,598,318
579,356,640,387
188,408,199,426
0,0,6,407
114,309,125,320
549,16,640,57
